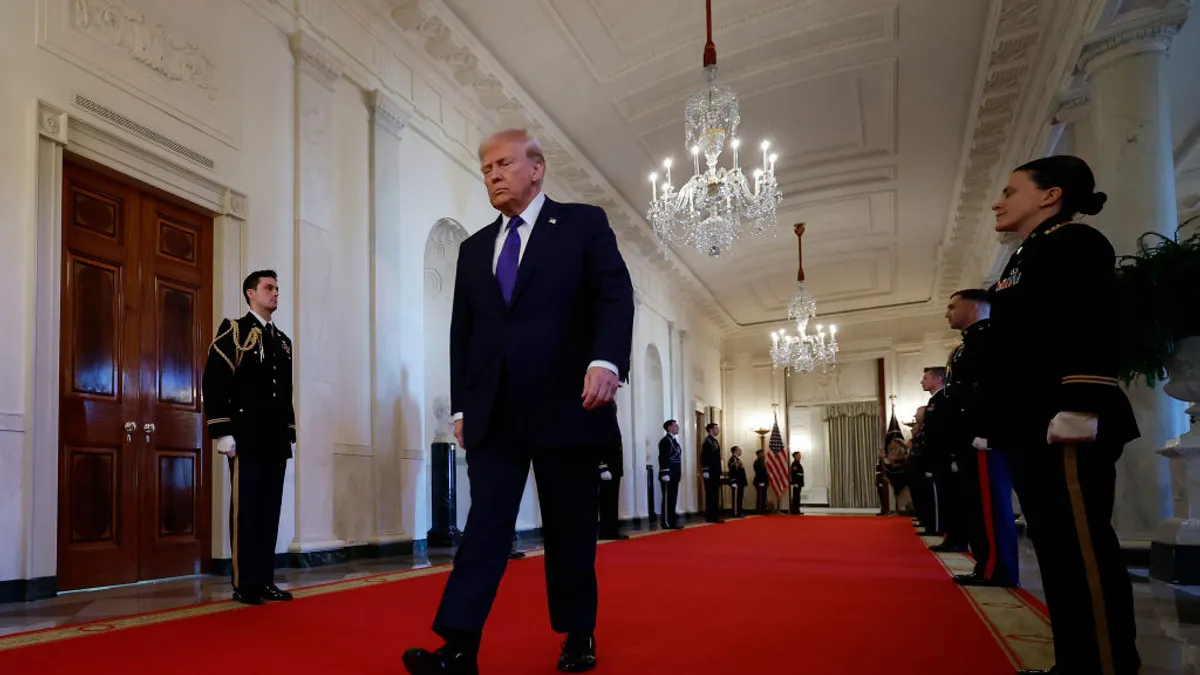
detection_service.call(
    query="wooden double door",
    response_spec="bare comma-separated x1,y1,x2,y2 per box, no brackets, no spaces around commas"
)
57,158,214,591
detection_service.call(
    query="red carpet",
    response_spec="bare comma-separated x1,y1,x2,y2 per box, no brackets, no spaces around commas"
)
0,517,1017,673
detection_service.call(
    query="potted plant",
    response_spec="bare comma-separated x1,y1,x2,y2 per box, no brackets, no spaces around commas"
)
1116,214,1200,439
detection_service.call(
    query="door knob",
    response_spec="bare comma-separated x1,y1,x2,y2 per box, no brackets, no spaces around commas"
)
125,421,136,442
143,423,156,434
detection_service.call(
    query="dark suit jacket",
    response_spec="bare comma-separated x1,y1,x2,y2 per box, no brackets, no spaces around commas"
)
658,435,682,482
450,197,635,450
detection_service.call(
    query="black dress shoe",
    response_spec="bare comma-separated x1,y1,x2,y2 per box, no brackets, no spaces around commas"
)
930,542,969,553
402,644,479,675
557,633,596,673
1016,669,1057,674
232,589,264,606
954,573,1018,588
262,584,294,601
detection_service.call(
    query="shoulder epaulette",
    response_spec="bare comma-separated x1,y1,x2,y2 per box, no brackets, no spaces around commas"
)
208,317,263,371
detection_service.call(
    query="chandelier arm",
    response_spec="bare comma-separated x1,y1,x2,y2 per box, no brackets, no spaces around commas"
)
703,0,717,67
794,222,806,282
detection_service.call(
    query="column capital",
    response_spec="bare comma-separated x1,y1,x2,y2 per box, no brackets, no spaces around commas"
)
1079,1,1190,76
369,89,409,138
1052,89,1091,125
291,30,345,90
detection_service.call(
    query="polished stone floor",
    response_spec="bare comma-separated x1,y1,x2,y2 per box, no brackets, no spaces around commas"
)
1,511,1198,674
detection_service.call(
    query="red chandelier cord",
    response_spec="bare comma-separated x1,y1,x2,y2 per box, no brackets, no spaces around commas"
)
703,0,717,67
795,223,806,282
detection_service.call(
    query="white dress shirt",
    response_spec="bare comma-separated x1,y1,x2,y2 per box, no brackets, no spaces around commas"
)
452,191,619,422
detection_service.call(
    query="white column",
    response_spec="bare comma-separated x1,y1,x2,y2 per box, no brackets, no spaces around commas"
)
1079,4,1191,544
367,90,411,548
290,30,347,554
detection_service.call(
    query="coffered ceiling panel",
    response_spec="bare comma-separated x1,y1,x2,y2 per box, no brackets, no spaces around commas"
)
443,0,993,327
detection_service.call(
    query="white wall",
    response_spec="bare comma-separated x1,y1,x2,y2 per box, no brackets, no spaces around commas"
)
0,0,724,586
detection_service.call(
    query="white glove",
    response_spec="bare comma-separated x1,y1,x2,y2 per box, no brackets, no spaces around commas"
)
702,471,710,480
216,436,236,457
1048,412,1098,444
972,437,989,451
600,470,612,481
950,461,959,474
925,472,933,478
661,474,669,483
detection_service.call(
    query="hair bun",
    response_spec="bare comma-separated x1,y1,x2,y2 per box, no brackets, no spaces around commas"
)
1080,191,1108,216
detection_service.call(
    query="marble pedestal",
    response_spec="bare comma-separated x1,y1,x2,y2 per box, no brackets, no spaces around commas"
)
1150,421,1200,583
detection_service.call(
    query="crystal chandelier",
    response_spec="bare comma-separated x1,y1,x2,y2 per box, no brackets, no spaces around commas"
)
646,0,782,258
770,224,838,373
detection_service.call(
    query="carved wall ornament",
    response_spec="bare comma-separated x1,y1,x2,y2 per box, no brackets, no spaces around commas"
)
370,90,410,138
72,0,219,101
290,30,344,90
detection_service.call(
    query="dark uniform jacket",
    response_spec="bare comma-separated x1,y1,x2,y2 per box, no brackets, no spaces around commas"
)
658,434,682,482
790,460,805,488
752,457,768,486
945,319,993,445
987,217,1139,450
598,439,623,478
919,389,954,473
728,456,748,487
700,436,722,479
202,312,296,456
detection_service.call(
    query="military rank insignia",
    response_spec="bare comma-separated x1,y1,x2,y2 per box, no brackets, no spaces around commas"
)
281,342,291,355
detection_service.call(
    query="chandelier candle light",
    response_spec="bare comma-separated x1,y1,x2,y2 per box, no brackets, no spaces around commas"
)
646,0,783,257
770,224,838,374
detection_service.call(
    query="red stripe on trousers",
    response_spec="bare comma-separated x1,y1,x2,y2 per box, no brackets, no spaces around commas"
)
977,450,997,580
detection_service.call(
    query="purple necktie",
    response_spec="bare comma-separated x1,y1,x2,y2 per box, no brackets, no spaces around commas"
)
496,215,523,304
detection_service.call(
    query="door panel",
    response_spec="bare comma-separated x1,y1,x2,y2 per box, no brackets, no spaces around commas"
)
138,195,212,580
58,163,143,591
58,158,213,590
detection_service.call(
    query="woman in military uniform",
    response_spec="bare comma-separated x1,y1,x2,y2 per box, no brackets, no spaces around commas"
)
987,155,1140,675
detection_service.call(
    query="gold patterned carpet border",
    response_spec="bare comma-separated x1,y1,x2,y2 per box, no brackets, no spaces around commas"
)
0,521,711,652
922,534,1054,671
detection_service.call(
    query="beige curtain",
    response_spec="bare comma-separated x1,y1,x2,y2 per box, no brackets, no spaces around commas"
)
824,401,882,508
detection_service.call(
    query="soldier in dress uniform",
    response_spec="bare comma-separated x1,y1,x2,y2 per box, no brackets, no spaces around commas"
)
988,156,1141,675
597,437,627,540
657,420,684,529
752,449,769,514
727,446,748,518
922,367,969,553
943,289,1019,588
700,423,725,523
789,452,805,515
202,270,296,606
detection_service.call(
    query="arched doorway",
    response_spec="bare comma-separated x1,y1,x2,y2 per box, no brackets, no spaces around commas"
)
424,218,470,529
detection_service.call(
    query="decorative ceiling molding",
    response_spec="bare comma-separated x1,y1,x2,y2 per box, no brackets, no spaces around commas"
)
389,0,738,332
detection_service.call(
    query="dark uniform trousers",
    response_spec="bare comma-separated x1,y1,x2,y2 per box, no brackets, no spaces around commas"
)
434,395,601,638
754,484,768,514
938,464,969,547
703,477,721,520
790,485,803,514
957,447,1018,584
911,466,940,534
730,484,745,517
229,449,288,591
661,475,680,528
1006,442,1138,675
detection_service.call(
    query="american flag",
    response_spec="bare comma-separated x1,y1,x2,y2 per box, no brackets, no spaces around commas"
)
765,414,790,500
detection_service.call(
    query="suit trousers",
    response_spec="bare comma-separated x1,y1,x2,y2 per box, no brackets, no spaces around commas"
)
910,469,937,533
598,476,621,537
704,477,721,521
1005,442,1139,675
661,478,680,527
228,452,287,591
958,448,1019,584
433,429,601,637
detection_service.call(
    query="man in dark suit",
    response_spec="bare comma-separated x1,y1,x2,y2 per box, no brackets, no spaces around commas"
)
658,420,684,530
700,423,724,523
597,437,626,540
403,129,634,675
202,270,296,606
727,446,748,517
